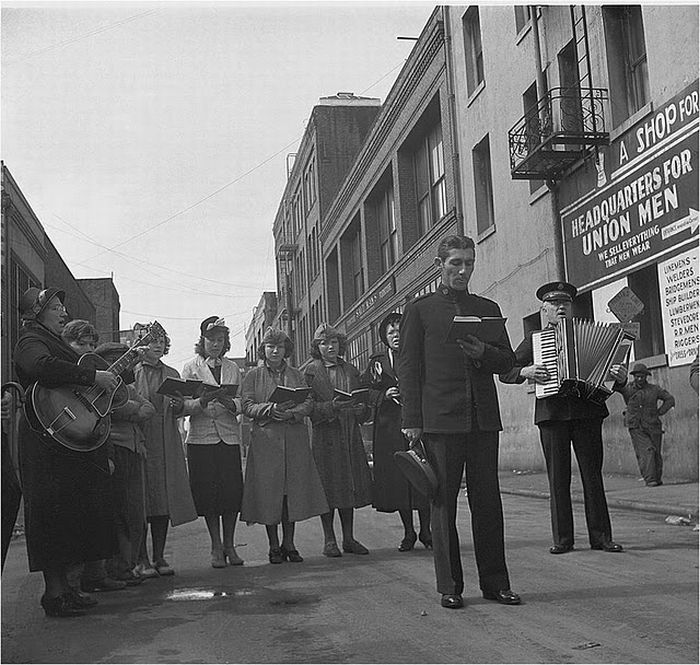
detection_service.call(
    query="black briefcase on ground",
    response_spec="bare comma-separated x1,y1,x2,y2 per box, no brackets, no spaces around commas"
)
394,440,438,498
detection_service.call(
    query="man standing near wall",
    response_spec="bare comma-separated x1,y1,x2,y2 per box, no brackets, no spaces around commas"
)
615,363,675,487
500,281,626,556
398,234,521,610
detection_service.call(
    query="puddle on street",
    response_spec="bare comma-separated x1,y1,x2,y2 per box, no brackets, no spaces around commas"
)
166,588,255,601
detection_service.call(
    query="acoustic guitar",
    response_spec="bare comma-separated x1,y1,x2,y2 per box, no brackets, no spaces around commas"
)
25,321,165,453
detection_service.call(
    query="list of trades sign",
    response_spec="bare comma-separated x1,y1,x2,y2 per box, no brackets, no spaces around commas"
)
561,81,699,290
658,248,699,367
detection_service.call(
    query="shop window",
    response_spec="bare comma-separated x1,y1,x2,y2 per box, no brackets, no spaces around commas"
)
603,5,650,127
472,134,495,235
463,6,484,96
628,264,664,358
347,328,372,372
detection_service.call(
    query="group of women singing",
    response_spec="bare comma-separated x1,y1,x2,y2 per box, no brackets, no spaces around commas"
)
10,286,430,618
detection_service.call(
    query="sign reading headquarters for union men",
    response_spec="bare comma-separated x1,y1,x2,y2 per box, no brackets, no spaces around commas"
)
560,80,699,292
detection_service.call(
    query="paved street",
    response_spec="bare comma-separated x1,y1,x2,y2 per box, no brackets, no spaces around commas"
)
2,490,698,664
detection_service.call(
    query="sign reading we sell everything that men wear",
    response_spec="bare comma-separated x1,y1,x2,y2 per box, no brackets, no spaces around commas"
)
561,81,699,291
658,248,699,367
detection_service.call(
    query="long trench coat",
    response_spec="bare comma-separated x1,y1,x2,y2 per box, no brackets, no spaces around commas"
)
133,361,197,526
240,363,328,525
303,358,372,510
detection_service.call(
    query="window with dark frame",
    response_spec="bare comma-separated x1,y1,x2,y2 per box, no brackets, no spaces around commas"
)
627,265,664,359
377,183,398,273
413,123,446,236
603,5,650,126
350,226,364,302
514,5,531,34
472,134,495,235
463,6,484,96
522,82,544,193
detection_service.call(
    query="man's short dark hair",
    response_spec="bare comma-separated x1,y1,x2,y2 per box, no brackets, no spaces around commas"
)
436,235,475,260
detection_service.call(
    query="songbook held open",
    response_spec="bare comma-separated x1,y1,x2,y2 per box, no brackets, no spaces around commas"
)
445,316,507,344
268,385,312,404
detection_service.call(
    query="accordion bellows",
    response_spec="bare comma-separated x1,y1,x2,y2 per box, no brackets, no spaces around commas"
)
533,318,635,405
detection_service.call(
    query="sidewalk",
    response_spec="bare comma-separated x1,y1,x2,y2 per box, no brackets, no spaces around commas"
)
499,469,699,521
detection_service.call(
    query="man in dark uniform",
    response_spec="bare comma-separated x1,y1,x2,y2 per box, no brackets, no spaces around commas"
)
398,234,521,610
500,281,625,555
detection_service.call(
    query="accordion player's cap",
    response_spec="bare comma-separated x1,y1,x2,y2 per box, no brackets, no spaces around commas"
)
536,281,577,303
630,362,652,376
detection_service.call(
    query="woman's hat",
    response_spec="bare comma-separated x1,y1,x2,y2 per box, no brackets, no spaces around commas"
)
313,322,343,342
394,441,438,498
378,312,402,347
19,287,66,320
261,326,291,347
200,316,228,337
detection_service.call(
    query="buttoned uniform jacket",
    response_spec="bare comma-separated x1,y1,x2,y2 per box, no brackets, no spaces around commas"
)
398,286,516,433
181,355,242,445
615,380,675,430
499,330,610,424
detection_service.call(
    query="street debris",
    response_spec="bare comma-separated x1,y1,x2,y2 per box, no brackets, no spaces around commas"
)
420,610,428,616
573,642,601,650
665,515,693,526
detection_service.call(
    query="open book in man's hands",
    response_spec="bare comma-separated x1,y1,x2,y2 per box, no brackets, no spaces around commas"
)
445,316,507,344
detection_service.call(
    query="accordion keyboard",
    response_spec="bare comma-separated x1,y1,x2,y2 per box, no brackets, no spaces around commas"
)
532,328,559,399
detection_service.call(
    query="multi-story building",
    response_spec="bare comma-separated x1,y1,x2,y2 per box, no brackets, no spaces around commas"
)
443,4,698,478
245,291,278,366
1,164,97,384
77,277,121,343
321,8,460,372
272,93,381,363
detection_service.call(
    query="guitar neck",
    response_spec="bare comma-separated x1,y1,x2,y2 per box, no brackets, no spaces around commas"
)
108,333,152,376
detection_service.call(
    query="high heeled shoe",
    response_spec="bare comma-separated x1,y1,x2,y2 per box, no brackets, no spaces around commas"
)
280,546,304,562
41,593,87,618
211,549,227,568
398,532,417,552
418,532,433,549
223,546,244,566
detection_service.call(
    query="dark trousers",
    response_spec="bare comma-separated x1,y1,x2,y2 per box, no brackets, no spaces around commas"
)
629,428,663,484
1,433,21,572
538,419,612,548
424,432,510,596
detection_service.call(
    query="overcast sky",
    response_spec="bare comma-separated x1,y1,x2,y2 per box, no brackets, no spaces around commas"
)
2,0,433,369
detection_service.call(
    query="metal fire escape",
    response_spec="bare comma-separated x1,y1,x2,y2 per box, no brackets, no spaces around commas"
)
508,6,609,181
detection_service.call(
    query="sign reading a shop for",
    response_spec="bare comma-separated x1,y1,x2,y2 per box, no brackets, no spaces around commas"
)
350,277,395,323
658,248,699,367
561,81,699,291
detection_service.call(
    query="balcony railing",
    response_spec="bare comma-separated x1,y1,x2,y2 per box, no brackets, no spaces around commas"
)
508,87,609,181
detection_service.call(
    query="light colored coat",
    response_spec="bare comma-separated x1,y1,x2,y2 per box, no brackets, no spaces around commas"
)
181,355,242,445
133,361,197,527
240,363,328,525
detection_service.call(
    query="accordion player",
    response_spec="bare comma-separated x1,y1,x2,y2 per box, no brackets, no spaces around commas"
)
532,317,635,405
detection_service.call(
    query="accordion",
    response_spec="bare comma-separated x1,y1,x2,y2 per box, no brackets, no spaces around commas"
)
532,318,635,405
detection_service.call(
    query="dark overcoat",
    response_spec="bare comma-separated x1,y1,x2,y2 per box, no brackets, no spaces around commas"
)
303,358,372,510
13,322,117,571
361,350,428,512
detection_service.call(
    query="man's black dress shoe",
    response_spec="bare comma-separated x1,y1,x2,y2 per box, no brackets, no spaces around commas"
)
591,541,624,552
40,593,87,617
67,589,98,608
440,594,464,609
482,589,522,605
549,544,574,554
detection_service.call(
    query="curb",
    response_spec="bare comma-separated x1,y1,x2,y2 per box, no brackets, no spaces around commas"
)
500,487,699,521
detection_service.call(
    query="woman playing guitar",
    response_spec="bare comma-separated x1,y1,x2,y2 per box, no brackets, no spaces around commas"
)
12,286,119,617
